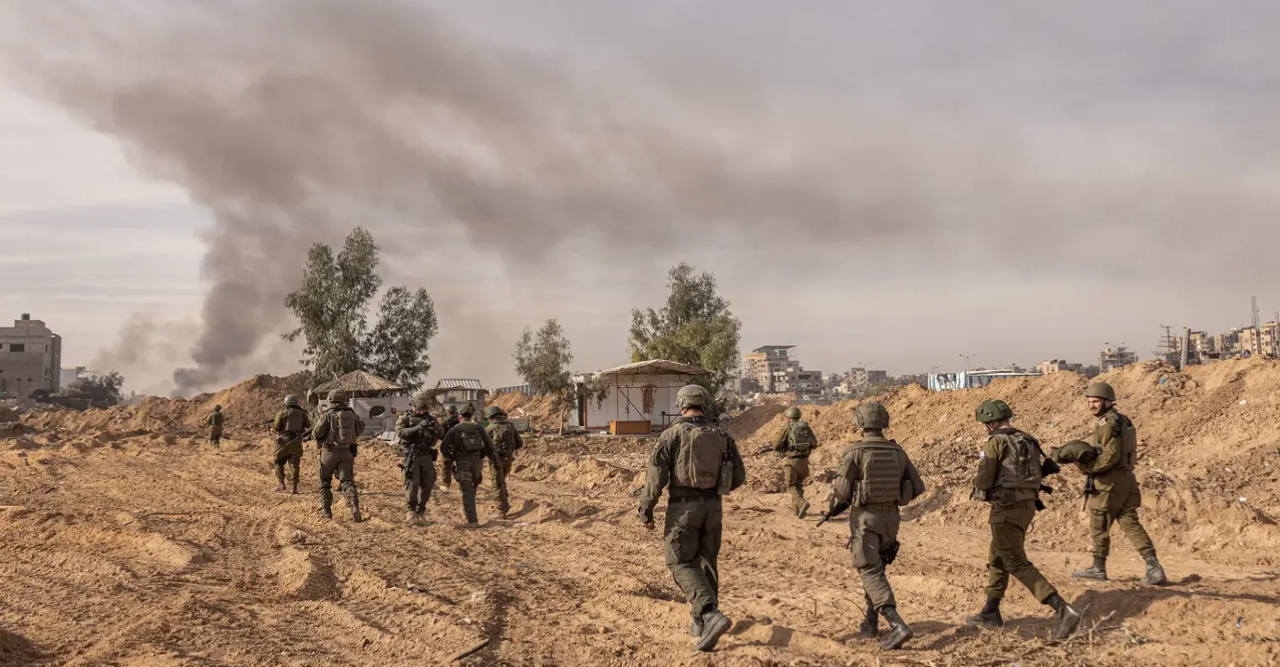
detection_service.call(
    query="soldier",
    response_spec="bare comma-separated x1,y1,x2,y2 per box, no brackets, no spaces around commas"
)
1058,382,1166,585
439,406,502,526
965,399,1081,639
396,392,444,524
773,406,818,518
312,390,364,522
271,394,312,494
638,385,746,652
206,404,224,447
441,405,461,488
823,402,924,650
485,406,524,519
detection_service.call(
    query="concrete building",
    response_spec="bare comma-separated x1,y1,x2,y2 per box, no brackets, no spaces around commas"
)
847,367,889,390
1236,323,1279,358
743,345,798,394
1036,359,1084,375
0,314,62,398
1099,346,1138,372
774,368,823,395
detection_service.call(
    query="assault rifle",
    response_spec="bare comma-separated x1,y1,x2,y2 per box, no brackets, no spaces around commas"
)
400,437,421,487
816,500,851,527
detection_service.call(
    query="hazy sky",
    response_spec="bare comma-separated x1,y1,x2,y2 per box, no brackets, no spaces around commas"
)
2,1,1279,395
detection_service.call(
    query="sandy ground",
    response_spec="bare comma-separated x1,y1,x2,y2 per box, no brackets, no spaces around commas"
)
0,429,1276,667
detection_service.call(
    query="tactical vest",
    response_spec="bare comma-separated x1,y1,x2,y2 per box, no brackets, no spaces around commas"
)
673,421,728,491
1109,413,1138,471
400,415,434,446
788,421,816,455
993,430,1043,504
454,423,485,455
330,409,360,445
851,440,904,506
488,421,519,454
210,412,224,427
283,407,306,433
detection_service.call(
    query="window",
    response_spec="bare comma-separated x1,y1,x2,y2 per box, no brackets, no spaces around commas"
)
368,405,387,418
9,344,24,353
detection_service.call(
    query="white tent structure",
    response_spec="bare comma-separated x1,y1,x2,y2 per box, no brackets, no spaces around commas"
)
570,360,710,435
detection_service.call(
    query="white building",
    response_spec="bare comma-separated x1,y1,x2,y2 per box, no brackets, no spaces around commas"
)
312,370,411,437
0,314,62,398
570,360,710,434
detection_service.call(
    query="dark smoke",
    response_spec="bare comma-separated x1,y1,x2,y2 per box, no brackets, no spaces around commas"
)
5,1,1279,392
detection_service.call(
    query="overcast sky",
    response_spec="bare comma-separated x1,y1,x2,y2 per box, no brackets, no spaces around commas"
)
2,1,1278,395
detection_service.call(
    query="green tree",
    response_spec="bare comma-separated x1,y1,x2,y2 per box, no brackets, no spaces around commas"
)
514,319,609,433
628,262,741,390
63,371,125,405
283,227,438,390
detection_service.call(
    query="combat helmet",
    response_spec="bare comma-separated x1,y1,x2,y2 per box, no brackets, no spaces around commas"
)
1084,381,1116,402
410,391,431,411
974,399,1013,423
284,394,299,408
213,404,222,412
447,404,459,415
785,406,802,420
853,402,890,429
677,384,711,410
328,390,348,404
485,405,505,419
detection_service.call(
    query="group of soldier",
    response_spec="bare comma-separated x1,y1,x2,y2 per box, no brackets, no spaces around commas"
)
204,389,523,525
639,381,1165,653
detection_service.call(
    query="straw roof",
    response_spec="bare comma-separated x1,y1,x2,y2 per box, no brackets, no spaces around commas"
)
313,370,406,395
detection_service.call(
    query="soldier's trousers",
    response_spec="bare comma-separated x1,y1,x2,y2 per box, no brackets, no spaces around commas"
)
209,428,222,445
1089,482,1156,560
318,446,358,513
274,440,303,486
491,452,514,514
849,505,900,611
782,456,810,515
454,456,485,524
405,455,437,513
987,504,1057,602
664,495,723,622
441,457,454,487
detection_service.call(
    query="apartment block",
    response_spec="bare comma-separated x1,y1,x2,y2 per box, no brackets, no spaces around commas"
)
743,345,796,393
1036,359,1084,375
1098,346,1138,372
0,314,62,398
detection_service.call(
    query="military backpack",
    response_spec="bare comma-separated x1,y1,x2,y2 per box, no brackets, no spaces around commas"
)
673,422,729,492
332,409,360,445
489,421,519,454
787,420,816,455
993,430,1044,504
456,423,485,454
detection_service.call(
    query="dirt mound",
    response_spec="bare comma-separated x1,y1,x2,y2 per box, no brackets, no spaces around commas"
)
0,407,18,423
490,392,562,431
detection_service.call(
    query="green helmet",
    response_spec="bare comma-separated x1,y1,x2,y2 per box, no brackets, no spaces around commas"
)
447,404,459,415
975,399,1013,423
677,384,711,410
1084,381,1116,402
410,392,431,410
853,402,889,429
459,404,474,417
284,394,299,408
485,405,504,419
785,406,801,420
213,404,222,412
327,390,348,404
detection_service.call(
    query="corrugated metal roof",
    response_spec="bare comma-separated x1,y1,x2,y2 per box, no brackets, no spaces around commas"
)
435,378,485,390
595,360,710,376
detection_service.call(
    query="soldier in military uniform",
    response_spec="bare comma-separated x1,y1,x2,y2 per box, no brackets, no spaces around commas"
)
638,385,746,653
440,406,502,526
271,394,312,494
441,405,461,488
312,390,364,522
485,406,524,519
773,406,818,518
1057,382,1166,585
824,402,924,650
396,392,444,524
206,404,224,447
965,399,1081,639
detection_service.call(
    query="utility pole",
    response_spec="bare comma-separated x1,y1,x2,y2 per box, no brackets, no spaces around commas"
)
959,353,976,374
1252,296,1262,356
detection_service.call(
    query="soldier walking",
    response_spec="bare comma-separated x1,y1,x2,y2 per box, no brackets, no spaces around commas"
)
773,406,818,518
396,392,443,524
823,402,924,650
206,404,224,447
312,390,364,522
638,385,746,652
441,405,461,488
485,406,524,519
1059,382,1166,585
271,395,312,494
439,406,501,526
965,399,1081,639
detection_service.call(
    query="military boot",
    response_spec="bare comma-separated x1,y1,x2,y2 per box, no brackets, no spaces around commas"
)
1142,553,1167,586
689,618,703,638
406,511,418,524
291,481,299,495
694,609,732,652
797,500,810,519
1072,557,1108,581
878,607,913,650
275,479,287,493
1044,593,1082,640
858,600,879,638
964,597,1004,629
321,507,333,520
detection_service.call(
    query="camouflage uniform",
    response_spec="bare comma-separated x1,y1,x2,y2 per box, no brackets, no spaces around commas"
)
773,407,818,518
207,406,224,446
828,403,923,650
312,391,364,522
485,407,524,518
1062,382,1164,584
396,394,444,521
440,410,461,487
965,399,1080,640
271,396,312,493
440,413,501,525
638,385,746,653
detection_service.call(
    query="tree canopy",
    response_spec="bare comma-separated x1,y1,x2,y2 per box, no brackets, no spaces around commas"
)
627,262,741,390
63,371,125,405
284,228,438,390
